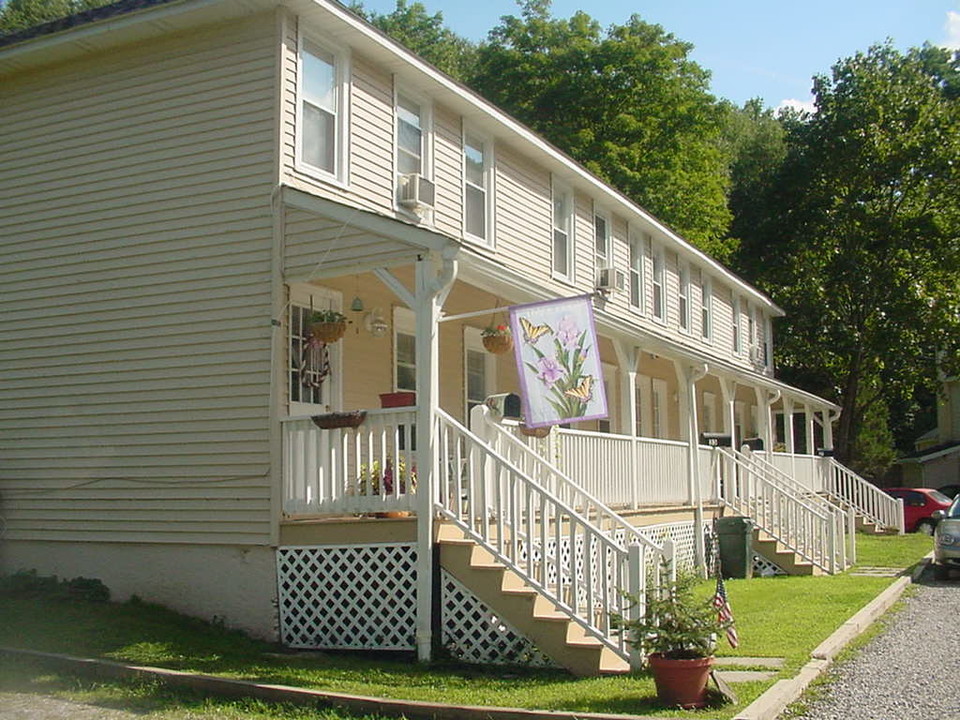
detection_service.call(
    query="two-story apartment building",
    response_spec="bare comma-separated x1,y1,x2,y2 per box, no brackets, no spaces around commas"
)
2,0,887,676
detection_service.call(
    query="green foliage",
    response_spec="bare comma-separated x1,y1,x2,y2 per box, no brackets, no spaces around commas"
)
0,0,114,35
308,309,347,324
616,573,730,659
468,0,734,257
0,569,110,603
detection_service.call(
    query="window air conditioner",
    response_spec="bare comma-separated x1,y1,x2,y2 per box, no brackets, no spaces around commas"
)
596,267,627,293
749,345,766,365
399,173,436,210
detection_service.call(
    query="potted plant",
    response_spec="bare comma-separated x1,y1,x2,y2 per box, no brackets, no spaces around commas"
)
616,573,733,709
356,458,417,517
481,324,513,354
308,309,348,343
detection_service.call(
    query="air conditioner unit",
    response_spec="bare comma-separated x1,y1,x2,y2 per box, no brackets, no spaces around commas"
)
398,173,436,210
749,345,766,365
596,267,627,293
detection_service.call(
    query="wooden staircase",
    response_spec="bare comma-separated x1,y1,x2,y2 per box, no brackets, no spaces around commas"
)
751,526,822,576
438,525,630,676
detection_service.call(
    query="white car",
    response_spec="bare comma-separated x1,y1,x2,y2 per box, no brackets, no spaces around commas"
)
933,497,960,580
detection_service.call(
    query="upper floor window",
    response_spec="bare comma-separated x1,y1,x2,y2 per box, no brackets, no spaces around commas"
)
748,305,756,352
594,210,610,273
733,296,743,354
700,275,712,341
552,181,574,281
628,230,645,312
651,242,665,322
299,38,347,180
678,261,690,332
396,94,426,176
464,132,493,244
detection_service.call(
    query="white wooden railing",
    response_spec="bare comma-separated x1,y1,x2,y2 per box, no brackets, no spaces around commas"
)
713,447,847,573
282,408,418,516
437,409,673,665
823,458,904,533
765,452,823,492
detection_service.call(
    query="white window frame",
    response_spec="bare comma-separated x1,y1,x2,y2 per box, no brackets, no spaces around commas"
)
394,87,433,213
733,295,743,355
764,315,774,369
700,275,713,342
747,303,757,359
463,128,494,246
296,30,350,185
551,178,574,283
678,260,691,332
651,240,665,323
287,284,343,416
628,228,645,314
464,327,496,420
594,207,611,276
393,306,416,393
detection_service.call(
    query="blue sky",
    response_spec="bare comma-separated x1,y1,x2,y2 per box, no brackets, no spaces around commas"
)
359,0,960,110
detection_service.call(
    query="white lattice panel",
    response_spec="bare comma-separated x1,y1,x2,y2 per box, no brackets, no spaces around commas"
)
277,544,417,650
640,521,710,571
441,570,556,668
753,553,787,576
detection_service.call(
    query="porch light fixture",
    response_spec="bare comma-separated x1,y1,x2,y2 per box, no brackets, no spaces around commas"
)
364,308,389,338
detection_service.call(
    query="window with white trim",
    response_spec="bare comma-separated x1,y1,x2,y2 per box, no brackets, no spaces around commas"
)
299,37,347,180
678,261,690,332
552,180,574,280
733,296,743,355
594,209,610,275
628,230,645,312
393,307,416,392
700,275,712,341
288,285,341,414
464,132,493,244
651,243,665,322
395,92,432,209
748,304,756,356
464,327,495,419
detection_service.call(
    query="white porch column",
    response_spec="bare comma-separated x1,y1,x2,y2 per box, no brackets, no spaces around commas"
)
614,341,641,509
414,252,457,663
675,360,708,573
823,409,836,451
719,377,737,442
804,405,815,455
784,396,795,455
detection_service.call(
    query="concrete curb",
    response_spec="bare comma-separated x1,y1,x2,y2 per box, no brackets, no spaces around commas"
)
732,555,931,720
0,647,674,720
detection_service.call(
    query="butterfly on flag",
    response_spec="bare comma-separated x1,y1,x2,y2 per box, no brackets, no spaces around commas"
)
564,375,594,402
519,316,552,345
712,575,739,648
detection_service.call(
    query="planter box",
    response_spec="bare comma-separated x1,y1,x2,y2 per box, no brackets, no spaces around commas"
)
379,392,416,409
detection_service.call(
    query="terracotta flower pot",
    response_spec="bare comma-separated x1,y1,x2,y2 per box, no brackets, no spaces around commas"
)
647,653,714,709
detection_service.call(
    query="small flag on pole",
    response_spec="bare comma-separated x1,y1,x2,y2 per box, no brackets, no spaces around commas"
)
712,575,740,648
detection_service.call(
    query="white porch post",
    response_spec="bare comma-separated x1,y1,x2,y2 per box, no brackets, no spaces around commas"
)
823,409,836,451
614,341,641,509
804,405,815,455
784,396,795,455
414,252,457,663
675,360,708,572
719,377,737,442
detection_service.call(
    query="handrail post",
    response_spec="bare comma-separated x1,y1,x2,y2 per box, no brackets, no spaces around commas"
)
627,543,644,670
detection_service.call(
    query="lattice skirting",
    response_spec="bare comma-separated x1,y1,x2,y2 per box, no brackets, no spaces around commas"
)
441,569,556,668
276,544,417,650
753,553,787,576
640,521,710,571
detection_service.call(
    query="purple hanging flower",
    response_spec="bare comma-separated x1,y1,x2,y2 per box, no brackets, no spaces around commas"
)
556,315,580,349
536,356,565,387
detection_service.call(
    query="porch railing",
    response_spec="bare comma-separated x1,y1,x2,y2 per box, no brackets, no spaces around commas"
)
437,408,674,665
764,452,823,492
713,447,847,573
822,458,904,533
281,408,418,516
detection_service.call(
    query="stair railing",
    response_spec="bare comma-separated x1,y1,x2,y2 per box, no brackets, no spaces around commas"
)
436,409,674,665
822,458,904,534
714,447,843,573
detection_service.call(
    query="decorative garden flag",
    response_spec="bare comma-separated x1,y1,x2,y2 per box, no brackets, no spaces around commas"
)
509,295,607,428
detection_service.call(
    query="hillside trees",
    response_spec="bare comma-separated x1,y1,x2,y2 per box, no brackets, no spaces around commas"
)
733,44,960,470
0,0,112,34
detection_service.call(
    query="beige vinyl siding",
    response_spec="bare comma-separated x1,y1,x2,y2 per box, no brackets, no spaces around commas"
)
573,193,594,289
433,103,463,237
712,284,735,357
493,145,551,279
0,15,277,545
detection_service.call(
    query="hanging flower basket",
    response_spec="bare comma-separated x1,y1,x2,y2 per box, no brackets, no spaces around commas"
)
309,320,347,343
481,324,513,354
311,411,366,430
519,424,551,438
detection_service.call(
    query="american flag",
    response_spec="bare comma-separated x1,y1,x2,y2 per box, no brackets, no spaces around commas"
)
712,576,740,648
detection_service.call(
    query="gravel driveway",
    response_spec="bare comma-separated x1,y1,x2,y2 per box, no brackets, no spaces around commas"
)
789,567,960,720
0,693,143,720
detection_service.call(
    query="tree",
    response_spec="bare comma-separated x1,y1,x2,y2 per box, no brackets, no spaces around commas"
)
0,0,113,35
349,1,476,80
736,44,960,471
468,0,734,258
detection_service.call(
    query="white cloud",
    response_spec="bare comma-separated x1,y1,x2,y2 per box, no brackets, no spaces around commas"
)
776,97,816,115
943,11,960,50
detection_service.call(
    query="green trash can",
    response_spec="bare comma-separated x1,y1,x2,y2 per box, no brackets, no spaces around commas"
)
716,517,754,579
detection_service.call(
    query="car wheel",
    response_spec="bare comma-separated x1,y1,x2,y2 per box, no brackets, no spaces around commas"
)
917,520,935,536
934,563,949,581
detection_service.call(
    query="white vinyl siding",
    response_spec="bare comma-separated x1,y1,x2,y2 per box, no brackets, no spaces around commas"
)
0,16,276,545
733,296,743,355
701,275,713,341
678,261,690,332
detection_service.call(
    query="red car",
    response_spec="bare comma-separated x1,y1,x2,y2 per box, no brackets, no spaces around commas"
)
884,487,954,534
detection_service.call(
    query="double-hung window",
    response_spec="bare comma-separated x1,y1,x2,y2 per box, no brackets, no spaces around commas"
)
700,275,713,341
594,210,610,276
552,180,573,281
396,92,432,209
678,261,690,332
299,38,346,180
733,296,743,354
628,230,645,312
651,242,665,322
464,132,493,244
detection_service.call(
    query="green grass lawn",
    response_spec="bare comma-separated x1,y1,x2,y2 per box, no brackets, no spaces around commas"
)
0,532,932,719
